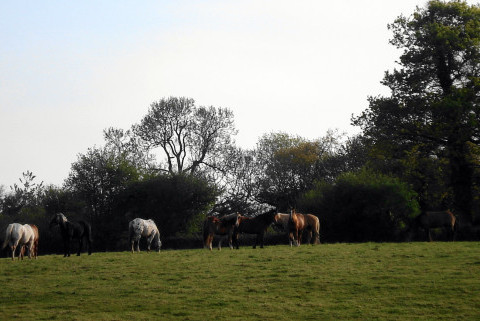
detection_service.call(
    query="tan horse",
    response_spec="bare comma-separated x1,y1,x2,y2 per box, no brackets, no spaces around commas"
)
2,223,35,260
289,209,307,246
416,210,457,241
302,214,321,244
203,213,241,250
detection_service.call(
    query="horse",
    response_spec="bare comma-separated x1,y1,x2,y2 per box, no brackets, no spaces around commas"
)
302,213,321,245
19,224,39,259
128,218,162,253
203,213,241,250
416,210,457,241
273,212,297,246
233,209,277,249
49,213,93,257
2,223,35,260
288,209,307,247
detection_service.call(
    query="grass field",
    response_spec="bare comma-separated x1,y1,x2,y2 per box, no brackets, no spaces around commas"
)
1,242,479,320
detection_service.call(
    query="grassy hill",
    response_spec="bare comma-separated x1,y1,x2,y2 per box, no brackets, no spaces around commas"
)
1,242,479,320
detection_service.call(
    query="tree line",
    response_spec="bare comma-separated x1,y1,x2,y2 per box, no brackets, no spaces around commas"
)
1,0,479,253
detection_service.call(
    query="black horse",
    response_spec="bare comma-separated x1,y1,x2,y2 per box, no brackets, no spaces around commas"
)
49,213,93,256
233,209,277,249
416,210,458,241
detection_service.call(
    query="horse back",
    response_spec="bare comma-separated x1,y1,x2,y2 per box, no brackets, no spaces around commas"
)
419,210,456,229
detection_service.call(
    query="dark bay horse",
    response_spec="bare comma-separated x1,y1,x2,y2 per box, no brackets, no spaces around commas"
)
50,213,93,256
233,209,277,249
203,213,241,250
416,210,457,241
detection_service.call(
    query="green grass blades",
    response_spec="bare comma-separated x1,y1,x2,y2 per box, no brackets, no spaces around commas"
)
1,243,479,320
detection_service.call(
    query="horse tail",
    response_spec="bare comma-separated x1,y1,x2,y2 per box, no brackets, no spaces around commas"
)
2,224,13,250
314,216,320,244
80,221,93,249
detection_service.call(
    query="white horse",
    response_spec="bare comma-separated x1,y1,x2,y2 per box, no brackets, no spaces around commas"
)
128,218,162,253
2,223,35,260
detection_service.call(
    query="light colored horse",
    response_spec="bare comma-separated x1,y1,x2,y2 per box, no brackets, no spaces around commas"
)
2,223,35,260
203,213,241,250
129,218,162,253
20,224,39,259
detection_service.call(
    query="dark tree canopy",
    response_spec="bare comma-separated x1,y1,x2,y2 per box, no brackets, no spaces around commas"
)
353,0,480,220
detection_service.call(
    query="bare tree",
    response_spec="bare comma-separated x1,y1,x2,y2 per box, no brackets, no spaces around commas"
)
134,97,237,175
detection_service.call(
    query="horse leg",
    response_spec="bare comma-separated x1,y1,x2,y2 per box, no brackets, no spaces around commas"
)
306,230,312,245
228,233,234,250
288,232,294,247
208,234,213,251
259,232,265,249
77,237,83,256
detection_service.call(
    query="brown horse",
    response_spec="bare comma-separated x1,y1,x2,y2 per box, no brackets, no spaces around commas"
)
416,210,457,241
233,209,277,249
288,209,307,247
203,213,241,250
302,214,321,245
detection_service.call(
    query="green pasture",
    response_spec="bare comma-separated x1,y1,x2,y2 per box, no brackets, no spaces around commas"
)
1,242,479,320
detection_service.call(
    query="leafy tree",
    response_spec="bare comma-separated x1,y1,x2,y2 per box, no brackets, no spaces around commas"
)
65,147,141,222
114,174,218,239
255,131,345,210
1,171,44,216
353,0,480,220
298,169,420,242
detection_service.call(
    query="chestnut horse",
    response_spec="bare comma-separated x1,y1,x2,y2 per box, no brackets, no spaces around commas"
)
2,223,35,260
416,210,457,241
302,213,321,245
288,209,306,247
203,213,241,250
274,210,320,246
233,209,277,249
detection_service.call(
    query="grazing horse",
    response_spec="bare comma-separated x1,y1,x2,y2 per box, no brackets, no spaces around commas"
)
416,210,457,241
203,213,241,250
2,223,35,260
49,213,92,257
20,224,39,259
128,218,162,253
233,209,277,249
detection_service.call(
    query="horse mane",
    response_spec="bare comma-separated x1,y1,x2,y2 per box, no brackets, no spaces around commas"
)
220,213,239,223
255,209,277,223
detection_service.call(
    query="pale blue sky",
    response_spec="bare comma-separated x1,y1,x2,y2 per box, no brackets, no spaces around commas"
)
1,0,466,188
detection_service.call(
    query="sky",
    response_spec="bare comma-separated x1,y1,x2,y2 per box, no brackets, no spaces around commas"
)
0,0,464,189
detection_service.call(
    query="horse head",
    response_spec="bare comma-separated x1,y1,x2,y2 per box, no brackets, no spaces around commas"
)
49,213,67,229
